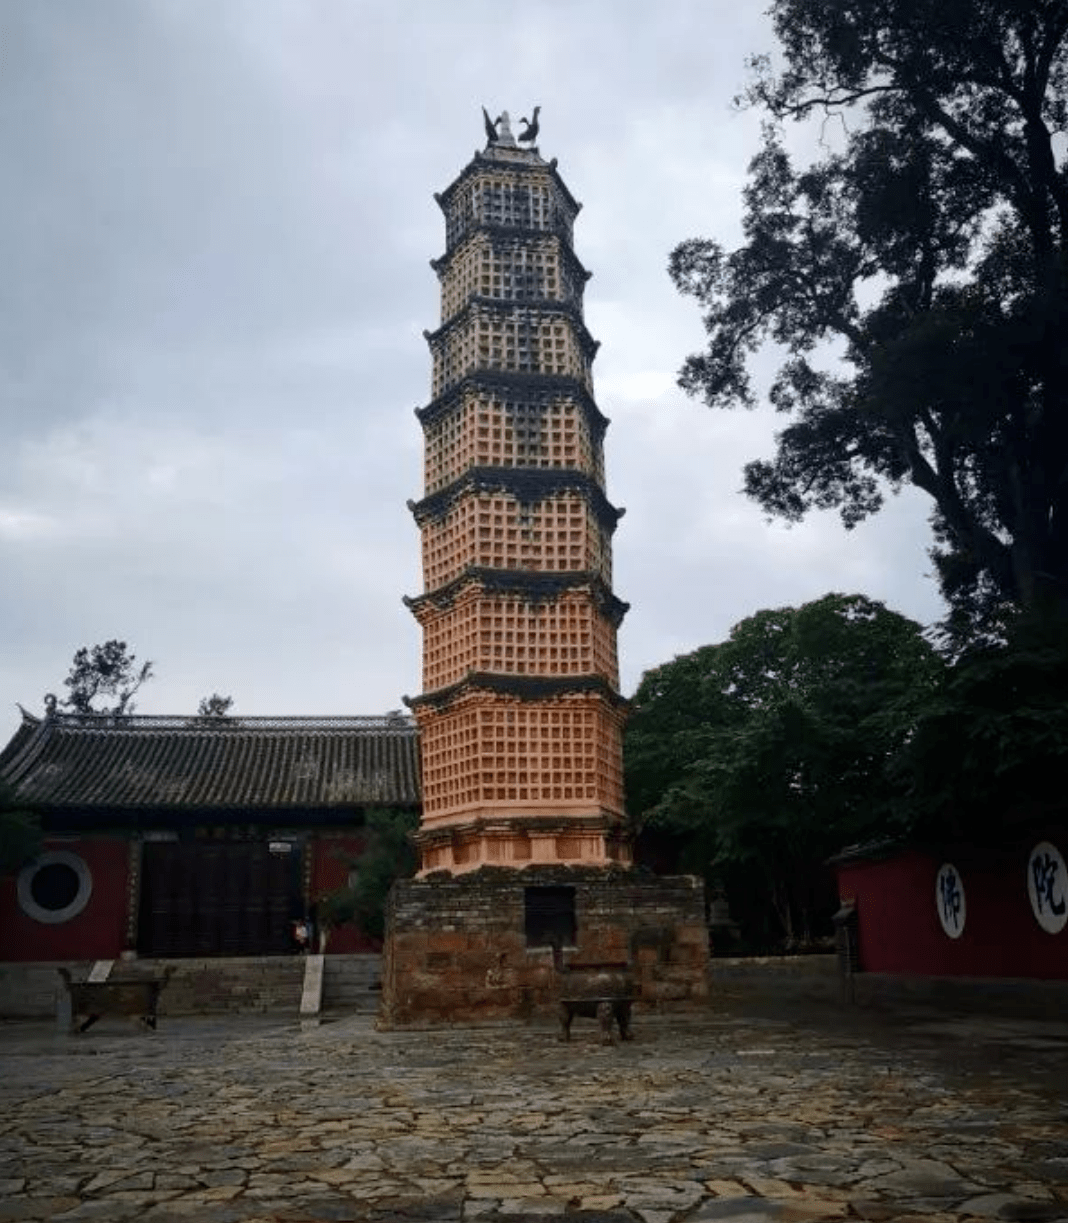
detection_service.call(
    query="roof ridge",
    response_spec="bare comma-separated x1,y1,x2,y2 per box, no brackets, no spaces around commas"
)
42,712,416,731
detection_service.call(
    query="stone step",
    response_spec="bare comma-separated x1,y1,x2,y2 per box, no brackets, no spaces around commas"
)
0,954,384,1019
322,953,382,1011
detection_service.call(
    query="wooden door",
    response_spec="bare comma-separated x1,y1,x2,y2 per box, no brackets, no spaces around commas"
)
138,840,299,957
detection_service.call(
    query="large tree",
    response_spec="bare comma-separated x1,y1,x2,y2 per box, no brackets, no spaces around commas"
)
671,1,1068,640
626,594,940,942
893,615,1068,838
60,640,154,717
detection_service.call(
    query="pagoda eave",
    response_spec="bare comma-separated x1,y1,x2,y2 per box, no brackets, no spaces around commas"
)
416,371,609,435
430,224,592,284
434,150,582,220
404,567,629,625
406,671,630,714
424,297,600,360
409,467,624,531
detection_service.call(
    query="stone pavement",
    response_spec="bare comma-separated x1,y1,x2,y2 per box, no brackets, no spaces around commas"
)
2,996,1067,1223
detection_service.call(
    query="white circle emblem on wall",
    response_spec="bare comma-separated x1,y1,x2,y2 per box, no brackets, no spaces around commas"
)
935,862,966,939
1027,841,1067,934
17,850,93,925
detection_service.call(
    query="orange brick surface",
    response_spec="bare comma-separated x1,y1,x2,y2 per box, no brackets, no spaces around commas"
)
408,140,631,875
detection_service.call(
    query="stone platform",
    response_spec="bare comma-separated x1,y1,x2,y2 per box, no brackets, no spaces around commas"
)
379,867,708,1027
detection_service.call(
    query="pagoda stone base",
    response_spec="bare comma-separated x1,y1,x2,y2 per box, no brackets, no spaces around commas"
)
377,867,709,1028
413,814,633,876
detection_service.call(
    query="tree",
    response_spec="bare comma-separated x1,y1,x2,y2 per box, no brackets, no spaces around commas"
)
197,694,234,718
670,2,1068,641
316,808,419,943
0,782,40,875
893,614,1068,839
60,640,154,717
626,594,940,943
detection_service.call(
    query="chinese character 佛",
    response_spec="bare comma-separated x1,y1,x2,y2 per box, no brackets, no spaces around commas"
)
940,867,963,932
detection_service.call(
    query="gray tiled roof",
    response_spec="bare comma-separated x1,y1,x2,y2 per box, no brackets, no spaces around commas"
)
0,711,421,811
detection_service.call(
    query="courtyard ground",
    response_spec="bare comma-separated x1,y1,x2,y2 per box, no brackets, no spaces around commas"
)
1,992,1066,1223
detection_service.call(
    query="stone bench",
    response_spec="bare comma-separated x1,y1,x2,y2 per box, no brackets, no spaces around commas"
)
57,967,173,1033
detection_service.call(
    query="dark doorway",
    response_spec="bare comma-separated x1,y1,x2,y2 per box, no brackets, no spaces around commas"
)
524,885,576,948
138,840,301,957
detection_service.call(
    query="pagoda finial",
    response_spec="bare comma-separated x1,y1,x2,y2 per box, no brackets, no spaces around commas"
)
481,105,518,149
496,110,515,145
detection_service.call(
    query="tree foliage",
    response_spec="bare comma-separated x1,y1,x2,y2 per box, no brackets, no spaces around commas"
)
316,808,419,942
61,640,154,717
626,594,939,941
894,615,1068,838
0,782,41,875
671,1,1068,640
197,694,234,718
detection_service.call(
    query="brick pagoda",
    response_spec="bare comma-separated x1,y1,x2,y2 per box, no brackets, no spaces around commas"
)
405,109,631,876
380,111,708,1026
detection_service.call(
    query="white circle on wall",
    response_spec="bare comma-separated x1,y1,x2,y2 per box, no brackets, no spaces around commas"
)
1027,841,1067,934
935,862,966,939
17,850,93,925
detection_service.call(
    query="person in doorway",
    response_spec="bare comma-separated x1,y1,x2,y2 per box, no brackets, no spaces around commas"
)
292,917,311,953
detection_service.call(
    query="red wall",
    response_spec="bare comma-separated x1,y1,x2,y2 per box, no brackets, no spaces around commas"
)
310,833,381,953
0,837,130,963
836,837,1068,979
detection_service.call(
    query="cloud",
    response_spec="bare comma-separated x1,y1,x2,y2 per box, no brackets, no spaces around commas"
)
0,1,945,745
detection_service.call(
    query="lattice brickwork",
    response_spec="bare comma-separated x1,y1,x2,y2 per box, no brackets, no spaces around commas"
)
430,308,592,400
424,393,603,494
438,232,585,319
417,587,620,692
442,169,576,250
416,692,626,823
421,493,612,592
408,140,629,873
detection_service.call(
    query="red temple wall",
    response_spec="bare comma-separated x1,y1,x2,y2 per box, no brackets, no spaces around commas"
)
0,832,392,961
0,837,130,963
309,833,381,953
836,836,1068,980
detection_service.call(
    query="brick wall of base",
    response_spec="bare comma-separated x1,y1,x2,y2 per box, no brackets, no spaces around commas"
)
378,867,709,1027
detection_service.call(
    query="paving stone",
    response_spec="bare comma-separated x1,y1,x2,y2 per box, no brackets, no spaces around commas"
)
0,1202,82,1223
197,1169,247,1187
846,1199,902,1221
51,1204,144,1222
2,1004,1066,1223
778,1200,851,1220
468,1183,546,1199
462,1202,499,1218
957,1194,1053,1218
139,1204,251,1223
999,1207,1068,1222
864,1168,981,1197
497,1203,565,1216
689,1197,786,1221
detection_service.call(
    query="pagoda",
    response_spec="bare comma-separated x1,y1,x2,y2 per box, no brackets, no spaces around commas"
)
405,108,631,876
380,111,707,1027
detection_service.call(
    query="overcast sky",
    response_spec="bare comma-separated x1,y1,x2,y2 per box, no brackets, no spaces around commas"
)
0,1,945,741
